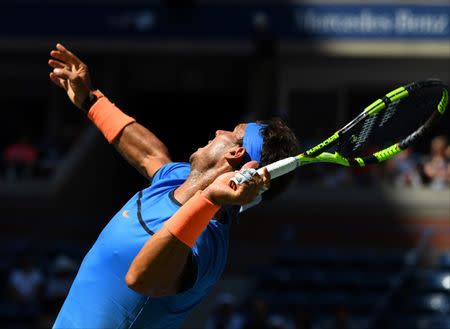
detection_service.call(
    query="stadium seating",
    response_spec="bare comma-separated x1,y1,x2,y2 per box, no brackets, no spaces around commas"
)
243,246,450,329
388,315,450,329
243,246,410,328
439,252,450,270
386,250,450,329
0,239,88,329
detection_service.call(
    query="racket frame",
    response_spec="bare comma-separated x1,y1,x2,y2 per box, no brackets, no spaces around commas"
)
251,79,448,181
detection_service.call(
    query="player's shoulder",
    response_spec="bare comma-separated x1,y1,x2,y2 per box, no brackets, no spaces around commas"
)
151,162,191,184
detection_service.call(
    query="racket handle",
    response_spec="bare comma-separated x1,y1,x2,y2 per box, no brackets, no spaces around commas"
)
239,195,262,212
264,157,299,179
230,157,298,213
229,157,298,189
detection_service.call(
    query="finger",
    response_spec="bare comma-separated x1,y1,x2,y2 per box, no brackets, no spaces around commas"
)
260,167,271,188
232,168,256,187
235,182,261,204
56,43,83,66
240,160,259,170
48,59,67,70
49,72,67,89
52,68,78,81
50,50,77,67
221,171,240,181
228,164,258,190
236,170,266,202
236,170,261,188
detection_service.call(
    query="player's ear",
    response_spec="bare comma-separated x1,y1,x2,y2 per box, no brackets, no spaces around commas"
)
225,146,246,167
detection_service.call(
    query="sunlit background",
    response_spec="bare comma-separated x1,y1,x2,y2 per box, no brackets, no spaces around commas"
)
0,1,449,329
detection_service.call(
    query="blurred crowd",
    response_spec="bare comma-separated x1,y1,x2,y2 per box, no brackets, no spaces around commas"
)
0,130,78,182
299,135,450,190
2,128,449,190
205,292,355,329
2,247,80,329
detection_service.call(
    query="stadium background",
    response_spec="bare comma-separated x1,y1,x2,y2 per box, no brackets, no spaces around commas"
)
0,0,449,328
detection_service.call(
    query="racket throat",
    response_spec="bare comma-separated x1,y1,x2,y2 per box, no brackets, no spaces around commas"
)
298,152,350,167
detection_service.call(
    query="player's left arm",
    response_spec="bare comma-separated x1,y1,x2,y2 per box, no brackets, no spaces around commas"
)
112,122,171,179
125,162,269,296
49,43,171,179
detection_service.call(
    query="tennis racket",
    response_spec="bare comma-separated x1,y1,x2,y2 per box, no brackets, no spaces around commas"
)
231,79,449,211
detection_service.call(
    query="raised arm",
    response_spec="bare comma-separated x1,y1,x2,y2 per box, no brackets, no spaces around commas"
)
113,123,170,179
48,43,170,179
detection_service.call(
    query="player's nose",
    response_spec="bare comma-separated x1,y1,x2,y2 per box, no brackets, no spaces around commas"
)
215,130,226,136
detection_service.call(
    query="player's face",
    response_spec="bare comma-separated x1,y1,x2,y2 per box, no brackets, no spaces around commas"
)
190,123,246,166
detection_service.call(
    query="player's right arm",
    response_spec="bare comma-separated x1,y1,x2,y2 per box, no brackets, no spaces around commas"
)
48,43,170,179
126,162,269,297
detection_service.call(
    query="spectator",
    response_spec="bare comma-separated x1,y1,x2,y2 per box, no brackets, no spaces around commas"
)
206,292,244,329
44,254,78,311
383,147,422,188
267,314,291,329
37,135,65,178
3,134,38,181
8,252,44,307
421,135,449,189
446,144,450,185
446,144,450,161
39,254,78,329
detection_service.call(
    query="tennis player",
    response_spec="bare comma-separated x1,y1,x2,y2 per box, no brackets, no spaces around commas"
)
48,43,299,329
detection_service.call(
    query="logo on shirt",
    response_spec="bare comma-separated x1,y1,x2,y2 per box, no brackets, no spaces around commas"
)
122,210,130,219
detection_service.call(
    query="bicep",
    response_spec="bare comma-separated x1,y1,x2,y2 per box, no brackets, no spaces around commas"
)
126,227,191,296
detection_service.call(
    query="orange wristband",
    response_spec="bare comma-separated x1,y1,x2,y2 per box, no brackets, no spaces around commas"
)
164,191,221,248
88,96,136,143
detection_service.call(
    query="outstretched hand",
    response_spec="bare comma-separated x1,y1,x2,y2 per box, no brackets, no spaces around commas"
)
202,161,270,206
48,43,92,110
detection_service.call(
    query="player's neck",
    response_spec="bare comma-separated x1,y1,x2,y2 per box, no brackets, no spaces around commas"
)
174,167,228,205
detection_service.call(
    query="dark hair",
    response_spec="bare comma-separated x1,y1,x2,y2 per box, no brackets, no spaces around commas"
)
258,117,300,201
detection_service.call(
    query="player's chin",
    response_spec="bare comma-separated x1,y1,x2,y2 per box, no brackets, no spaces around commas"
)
191,143,208,157
189,150,199,164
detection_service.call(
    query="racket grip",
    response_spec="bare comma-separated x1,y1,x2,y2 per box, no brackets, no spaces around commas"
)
230,157,298,189
239,195,263,212
232,157,298,213
264,157,298,179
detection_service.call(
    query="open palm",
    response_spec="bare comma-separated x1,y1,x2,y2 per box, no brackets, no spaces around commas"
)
48,43,92,109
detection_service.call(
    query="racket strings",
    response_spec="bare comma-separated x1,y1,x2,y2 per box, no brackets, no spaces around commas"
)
379,101,399,127
338,85,443,158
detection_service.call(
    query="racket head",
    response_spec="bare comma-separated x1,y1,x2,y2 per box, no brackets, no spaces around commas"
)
305,79,448,166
